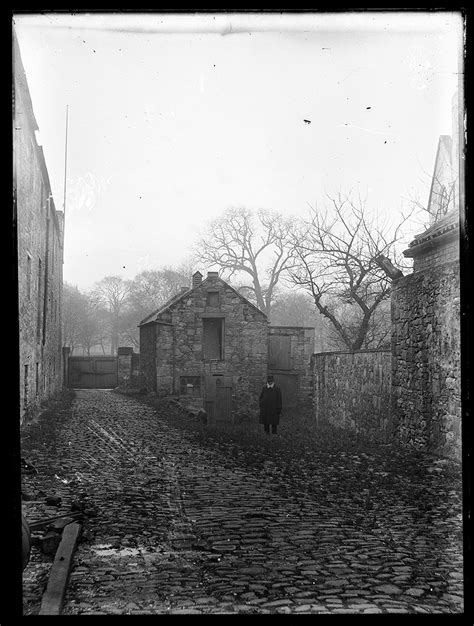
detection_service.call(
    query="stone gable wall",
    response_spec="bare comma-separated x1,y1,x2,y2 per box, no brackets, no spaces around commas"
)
152,276,268,418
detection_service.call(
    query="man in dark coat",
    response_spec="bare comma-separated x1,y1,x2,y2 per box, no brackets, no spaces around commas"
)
259,375,282,434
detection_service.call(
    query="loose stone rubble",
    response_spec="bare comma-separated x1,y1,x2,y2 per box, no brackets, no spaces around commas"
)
21,389,464,615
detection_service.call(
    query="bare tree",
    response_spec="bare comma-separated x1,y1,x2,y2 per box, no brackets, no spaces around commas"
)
128,266,192,321
121,265,193,348
289,191,413,351
75,291,109,356
92,276,132,355
194,207,297,316
322,299,392,351
62,283,86,353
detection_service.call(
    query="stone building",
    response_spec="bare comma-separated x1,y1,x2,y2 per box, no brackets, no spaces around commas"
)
139,271,269,424
391,211,461,458
14,31,65,423
390,89,463,459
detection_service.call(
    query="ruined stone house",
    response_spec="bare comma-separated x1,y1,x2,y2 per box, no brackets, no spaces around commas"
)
139,271,269,423
14,30,65,423
139,271,315,424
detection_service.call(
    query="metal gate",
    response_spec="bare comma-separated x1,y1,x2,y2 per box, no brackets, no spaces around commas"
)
68,356,118,389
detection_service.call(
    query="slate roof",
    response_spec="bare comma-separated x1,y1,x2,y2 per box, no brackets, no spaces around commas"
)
138,274,267,326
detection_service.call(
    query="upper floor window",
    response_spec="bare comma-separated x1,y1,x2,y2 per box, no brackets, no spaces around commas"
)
206,291,220,307
203,317,224,360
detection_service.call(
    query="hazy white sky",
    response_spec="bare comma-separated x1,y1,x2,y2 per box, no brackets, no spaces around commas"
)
13,11,463,292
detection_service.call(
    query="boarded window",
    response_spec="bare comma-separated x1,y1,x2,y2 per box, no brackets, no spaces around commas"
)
180,376,201,396
207,291,220,307
203,318,224,360
268,334,291,369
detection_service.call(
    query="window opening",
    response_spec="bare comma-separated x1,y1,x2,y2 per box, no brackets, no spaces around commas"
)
203,318,224,360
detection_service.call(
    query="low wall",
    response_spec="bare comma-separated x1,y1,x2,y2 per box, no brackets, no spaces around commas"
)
312,349,392,442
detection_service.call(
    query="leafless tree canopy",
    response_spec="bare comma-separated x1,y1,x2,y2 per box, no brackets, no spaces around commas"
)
289,192,414,351
194,207,297,316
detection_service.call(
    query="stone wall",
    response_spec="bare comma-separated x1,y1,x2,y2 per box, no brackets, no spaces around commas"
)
312,350,392,442
14,32,64,423
139,323,158,392
391,260,461,459
117,347,141,388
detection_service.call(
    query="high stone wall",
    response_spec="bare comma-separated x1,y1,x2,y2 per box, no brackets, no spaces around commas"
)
391,260,461,459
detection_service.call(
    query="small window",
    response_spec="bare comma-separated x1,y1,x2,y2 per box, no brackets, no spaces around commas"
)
203,318,224,360
207,291,220,307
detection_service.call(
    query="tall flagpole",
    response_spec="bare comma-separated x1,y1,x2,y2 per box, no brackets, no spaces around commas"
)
63,104,69,216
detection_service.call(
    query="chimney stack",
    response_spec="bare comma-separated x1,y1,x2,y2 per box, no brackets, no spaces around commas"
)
192,271,203,288
207,271,219,279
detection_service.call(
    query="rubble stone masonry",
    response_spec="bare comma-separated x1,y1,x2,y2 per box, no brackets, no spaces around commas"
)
391,260,461,459
15,32,64,423
312,350,392,442
143,274,268,419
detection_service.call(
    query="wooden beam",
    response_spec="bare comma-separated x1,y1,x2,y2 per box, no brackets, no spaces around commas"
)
39,522,81,615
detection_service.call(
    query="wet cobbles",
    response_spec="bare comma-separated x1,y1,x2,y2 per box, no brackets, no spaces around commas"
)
21,389,464,615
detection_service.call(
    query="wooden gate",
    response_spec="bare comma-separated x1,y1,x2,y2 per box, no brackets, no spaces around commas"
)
68,356,118,389
204,374,233,425
268,333,299,408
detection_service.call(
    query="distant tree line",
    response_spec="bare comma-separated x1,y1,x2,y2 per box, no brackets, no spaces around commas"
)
62,265,192,355
63,189,418,355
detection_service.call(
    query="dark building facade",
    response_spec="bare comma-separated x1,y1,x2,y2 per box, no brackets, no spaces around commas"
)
14,30,65,423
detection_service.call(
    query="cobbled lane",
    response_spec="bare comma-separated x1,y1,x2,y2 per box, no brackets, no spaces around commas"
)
21,389,464,615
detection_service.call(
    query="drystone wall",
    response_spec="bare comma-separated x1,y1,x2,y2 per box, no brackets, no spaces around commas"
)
312,350,392,442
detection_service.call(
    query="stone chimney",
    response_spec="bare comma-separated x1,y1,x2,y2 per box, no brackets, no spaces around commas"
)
207,271,219,279
192,271,203,288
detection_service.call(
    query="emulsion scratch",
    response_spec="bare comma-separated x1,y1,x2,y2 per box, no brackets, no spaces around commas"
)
338,123,396,137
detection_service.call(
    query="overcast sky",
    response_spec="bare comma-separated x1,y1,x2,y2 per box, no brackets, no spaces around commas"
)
13,11,463,292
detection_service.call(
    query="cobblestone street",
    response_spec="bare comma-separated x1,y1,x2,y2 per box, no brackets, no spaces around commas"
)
21,389,464,615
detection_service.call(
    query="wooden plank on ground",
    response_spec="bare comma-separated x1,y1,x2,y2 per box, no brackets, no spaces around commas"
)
38,522,82,615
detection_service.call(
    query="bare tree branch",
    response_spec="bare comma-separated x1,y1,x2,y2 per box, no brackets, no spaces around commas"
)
194,207,298,316
289,191,409,350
